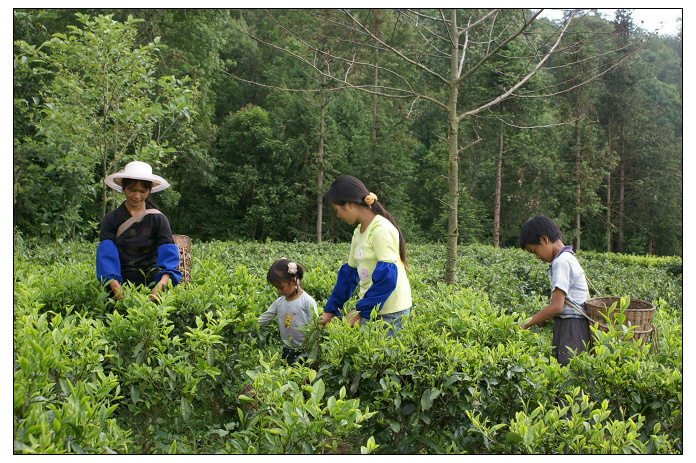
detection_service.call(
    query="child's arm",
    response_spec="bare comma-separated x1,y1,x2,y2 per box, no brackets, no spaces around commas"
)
319,264,359,326
355,261,397,319
522,288,565,329
258,301,278,328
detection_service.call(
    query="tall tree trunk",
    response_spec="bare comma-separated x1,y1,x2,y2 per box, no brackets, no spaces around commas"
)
618,126,625,252
316,71,327,244
369,11,380,183
299,150,310,232
102,168,108,217
493,126,503,247
606,171,612,252
606,115,613,252
469,142,479,196
101,103,109,218
574,120,582,250
445,9,461,286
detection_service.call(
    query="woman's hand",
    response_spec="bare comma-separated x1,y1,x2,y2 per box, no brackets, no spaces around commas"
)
149,287,161,302
109,280,123,301
346,310,362,327
318,312,334,327
150,274,170,301
318,311,363,327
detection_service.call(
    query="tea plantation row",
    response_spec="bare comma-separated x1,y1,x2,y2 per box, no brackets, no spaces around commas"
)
13,239,682,454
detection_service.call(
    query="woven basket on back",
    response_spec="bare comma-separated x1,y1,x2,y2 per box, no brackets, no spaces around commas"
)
173,234,192,285
585,296,656,349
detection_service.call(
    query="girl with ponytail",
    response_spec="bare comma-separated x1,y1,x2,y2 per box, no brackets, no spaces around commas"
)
319,175,411,336
258,258,318,364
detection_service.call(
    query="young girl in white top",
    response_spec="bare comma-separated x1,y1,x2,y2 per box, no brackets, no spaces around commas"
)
258,258,318,364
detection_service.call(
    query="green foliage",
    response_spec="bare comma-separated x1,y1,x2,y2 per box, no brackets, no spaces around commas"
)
100,283,242,453
13,9,682,256
213,104,299,241
14,309,131,454
217,356,376,454
13,240,682,454
14,12,197,238
563,299,683,446
469,390,675,454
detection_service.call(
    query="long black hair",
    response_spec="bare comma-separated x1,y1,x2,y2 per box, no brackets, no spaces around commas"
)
324,175,408,269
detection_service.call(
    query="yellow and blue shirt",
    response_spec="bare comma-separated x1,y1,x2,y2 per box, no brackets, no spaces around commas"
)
325,214,412,319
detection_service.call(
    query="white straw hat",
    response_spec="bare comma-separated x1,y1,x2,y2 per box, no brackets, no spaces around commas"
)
105,161,170,193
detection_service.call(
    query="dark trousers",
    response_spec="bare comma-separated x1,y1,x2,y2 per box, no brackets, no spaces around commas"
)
282,346,303,365
552,317,591,366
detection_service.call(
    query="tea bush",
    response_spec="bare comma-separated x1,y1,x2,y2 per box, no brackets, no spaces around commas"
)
13,240,682,454
468,389,676,454
219,355,376,454
563,299,683,447
13,309,131,453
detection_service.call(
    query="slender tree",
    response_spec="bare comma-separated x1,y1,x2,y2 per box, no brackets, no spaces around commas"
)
14,13,196,233
246,8,646,284
600,10,641,252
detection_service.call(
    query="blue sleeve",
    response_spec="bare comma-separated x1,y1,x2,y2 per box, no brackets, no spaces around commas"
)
96,240,123,285
324,263,359,316
355,261,397,319
154,243,182,287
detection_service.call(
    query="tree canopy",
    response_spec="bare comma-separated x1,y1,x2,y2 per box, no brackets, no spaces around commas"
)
13,8,682,257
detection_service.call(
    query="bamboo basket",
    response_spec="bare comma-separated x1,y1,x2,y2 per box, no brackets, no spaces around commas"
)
584,296,657,351
173,234,192,285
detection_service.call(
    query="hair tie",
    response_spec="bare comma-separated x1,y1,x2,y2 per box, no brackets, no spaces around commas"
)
365,192,378,206
287,262,298,274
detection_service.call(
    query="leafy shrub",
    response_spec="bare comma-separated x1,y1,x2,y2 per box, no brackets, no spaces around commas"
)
14,309,131,454
468,388,675,454
102,290,226,453
217,354,376,454
13,240,682,454
562,299,683,451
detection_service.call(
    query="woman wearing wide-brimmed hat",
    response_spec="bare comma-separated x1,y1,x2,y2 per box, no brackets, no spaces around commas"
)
96,161,181,300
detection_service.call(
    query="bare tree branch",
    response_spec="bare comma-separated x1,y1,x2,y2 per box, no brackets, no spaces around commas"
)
486,107,583,129
514,38,649,99
458,136,483,153
221,15,450,109
458,9,566,120
455,9,544,87
341,9,450,85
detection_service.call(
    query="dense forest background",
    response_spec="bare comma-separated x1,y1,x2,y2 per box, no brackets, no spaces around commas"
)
13,8,682,257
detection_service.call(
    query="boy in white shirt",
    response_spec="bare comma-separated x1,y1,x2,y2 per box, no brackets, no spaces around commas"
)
520,215,590,366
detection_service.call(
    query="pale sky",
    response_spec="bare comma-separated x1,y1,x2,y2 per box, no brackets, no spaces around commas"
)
624,8,682,36
541,8,682,36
